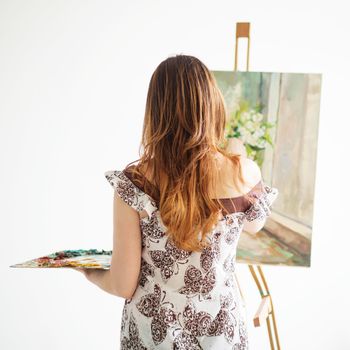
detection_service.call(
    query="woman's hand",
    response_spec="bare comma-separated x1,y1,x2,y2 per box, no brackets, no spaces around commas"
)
70,266,90,279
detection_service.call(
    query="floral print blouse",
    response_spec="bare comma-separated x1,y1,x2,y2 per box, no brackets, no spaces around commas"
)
104,168,279,350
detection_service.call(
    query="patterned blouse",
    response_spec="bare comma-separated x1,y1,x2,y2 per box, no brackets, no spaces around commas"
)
104,167,279,350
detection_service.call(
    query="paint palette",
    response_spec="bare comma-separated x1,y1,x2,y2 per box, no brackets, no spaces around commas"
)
9,249,112,269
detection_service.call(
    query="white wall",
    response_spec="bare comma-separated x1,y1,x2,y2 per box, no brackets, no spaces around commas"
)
1,0,349,349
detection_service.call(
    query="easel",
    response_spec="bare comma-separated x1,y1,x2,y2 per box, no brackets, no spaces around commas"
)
233,22,281,350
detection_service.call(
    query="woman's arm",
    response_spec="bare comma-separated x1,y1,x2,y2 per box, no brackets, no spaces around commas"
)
240,159,279,234
74,191,142,299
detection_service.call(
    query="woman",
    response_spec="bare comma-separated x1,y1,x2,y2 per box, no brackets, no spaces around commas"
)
74,54,278,349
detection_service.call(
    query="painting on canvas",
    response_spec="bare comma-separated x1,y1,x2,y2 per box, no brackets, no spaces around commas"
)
211,70,322,267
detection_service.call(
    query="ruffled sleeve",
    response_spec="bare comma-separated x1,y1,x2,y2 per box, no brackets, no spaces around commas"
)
243,180,279,222
104,169,158,217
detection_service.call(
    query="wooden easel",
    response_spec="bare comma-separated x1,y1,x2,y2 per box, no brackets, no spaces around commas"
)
233,22,282,350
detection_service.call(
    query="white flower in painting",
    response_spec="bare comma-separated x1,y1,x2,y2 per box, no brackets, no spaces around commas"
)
239,126,249,137
256,113,264,122
252,112,264,122
246,134,257,146
245,121,255,132
252,131,260,140
253,129,264,138
240,112,250,122
248,110,256,120
239,130,249,143
253,121,261,131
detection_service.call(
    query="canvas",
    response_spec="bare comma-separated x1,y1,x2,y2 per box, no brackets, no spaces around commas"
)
211,70,322,267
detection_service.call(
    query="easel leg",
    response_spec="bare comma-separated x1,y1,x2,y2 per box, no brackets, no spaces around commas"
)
234,22,282,349
248,264,281,350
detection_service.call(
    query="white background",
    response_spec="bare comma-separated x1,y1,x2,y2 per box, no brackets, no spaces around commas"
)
1,0,349,349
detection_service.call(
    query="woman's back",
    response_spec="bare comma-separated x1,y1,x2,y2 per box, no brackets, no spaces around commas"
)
104,155,278,349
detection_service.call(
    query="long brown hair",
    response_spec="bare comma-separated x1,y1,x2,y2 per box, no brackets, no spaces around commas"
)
126,54,252,251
